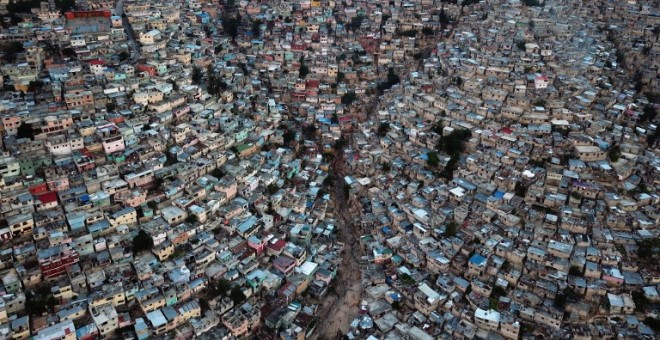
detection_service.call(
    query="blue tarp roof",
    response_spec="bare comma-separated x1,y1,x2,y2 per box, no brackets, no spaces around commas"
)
469,254,486,266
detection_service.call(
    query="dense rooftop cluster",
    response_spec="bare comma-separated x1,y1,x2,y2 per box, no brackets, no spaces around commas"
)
0,0,658,338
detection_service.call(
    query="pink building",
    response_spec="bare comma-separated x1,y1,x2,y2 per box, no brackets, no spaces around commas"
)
102,135,125,154
47,176,70,192
272,255,296,275
1,114,22,135
36,192,59,211
247,235,267,254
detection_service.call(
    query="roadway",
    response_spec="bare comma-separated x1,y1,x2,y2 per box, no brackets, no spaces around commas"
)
115,0,141,62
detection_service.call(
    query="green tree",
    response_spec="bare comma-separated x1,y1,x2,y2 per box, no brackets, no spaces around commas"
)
522,0,543,7
422,27,434,36
640,105,657,123
322,175,334,187
191,66,203,84
554,291,567,309
106,102,117,112
533,99,546,107
377,68,400,93
440,154,460,180
397,29,417,37
489,297,499,310
211,168,225,178
299,62,310,78
336,71,345,83
55,0,76,13
335,137,347,150
645,317,660,332
230,286,246,305
341,91,357,105
514,182,529,198
436,129,471,154
347,14,365,31
252,19,263,38
118,51,129,61
400,273,415,285
377,122,390,136
16,122,35,140
267,183,279,195
185,214,198,224
637,238,660,261
631,290,651,313
608,143,621,162
568,265,582,276
439,9,452,26
445,221,458,237
283,129,296,146
221,13,241,40
167,79,179,91
303,124,317,137
27,80,44,93
217,279,231,295
426,151,439,167
132,230,154,254
25,286,58,316
432,121,444,135
491,286,507,299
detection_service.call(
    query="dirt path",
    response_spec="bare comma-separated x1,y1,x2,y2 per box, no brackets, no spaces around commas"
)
313,145,364,340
